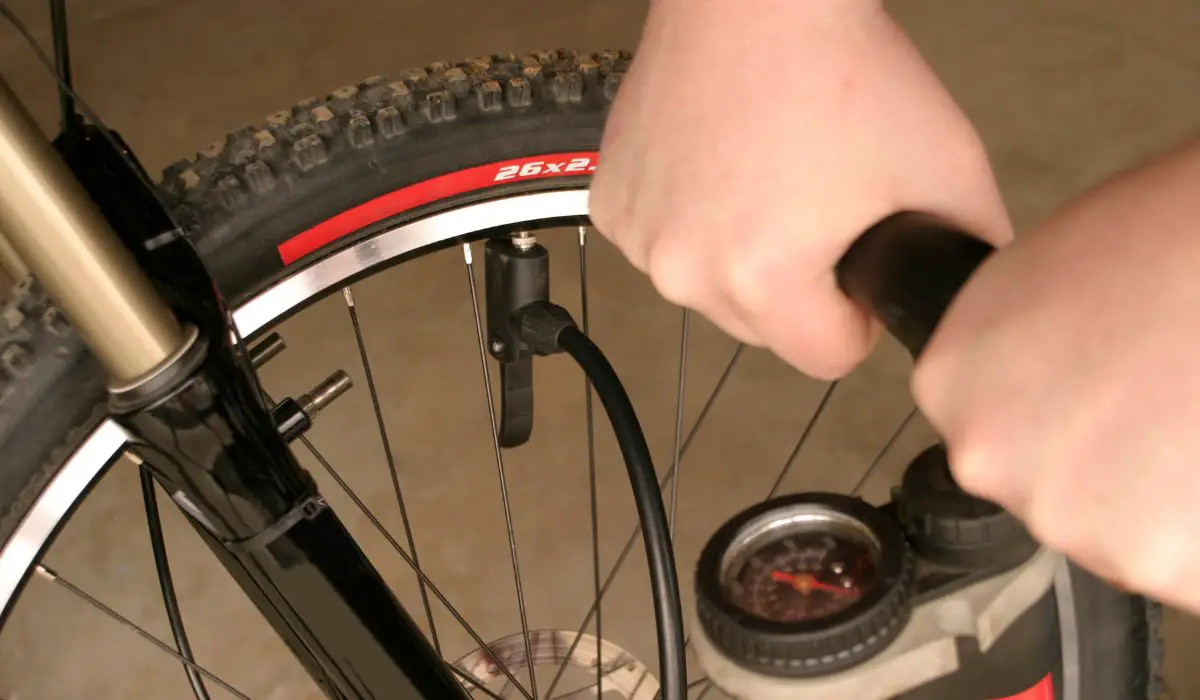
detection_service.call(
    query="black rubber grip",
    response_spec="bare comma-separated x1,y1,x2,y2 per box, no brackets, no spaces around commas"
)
835,212,995,357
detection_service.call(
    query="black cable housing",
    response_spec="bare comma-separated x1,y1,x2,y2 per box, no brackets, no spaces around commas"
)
140,467,213,700
48,0,81,132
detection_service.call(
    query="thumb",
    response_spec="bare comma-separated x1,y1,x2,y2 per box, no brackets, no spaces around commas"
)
763,272,881,381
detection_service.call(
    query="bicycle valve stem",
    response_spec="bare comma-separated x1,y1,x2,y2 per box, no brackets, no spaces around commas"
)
297,370,354,419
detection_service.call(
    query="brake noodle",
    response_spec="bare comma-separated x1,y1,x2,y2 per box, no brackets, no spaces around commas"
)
276,152,599,264
994,673,1053,700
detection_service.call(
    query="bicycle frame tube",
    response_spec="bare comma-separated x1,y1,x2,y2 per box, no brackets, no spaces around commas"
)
0,72,465,699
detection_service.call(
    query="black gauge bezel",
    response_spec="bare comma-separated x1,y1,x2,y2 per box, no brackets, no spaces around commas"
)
696,492,914,676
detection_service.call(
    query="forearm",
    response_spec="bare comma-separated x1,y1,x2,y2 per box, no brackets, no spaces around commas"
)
1032,135,1200,256
648,0,881,25
641,0,887,63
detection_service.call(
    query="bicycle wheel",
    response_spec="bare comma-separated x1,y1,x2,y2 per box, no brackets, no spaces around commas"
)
0,50,1165,699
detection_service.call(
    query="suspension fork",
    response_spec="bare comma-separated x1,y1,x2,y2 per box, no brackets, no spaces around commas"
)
0,74,465,699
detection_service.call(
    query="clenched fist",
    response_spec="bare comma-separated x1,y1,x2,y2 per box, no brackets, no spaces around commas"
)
590,0,1011,379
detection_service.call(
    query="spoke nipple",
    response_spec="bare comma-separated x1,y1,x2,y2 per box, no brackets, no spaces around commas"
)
578,225,588,246
511,230,537,252
122,450,144,466
462,242,474,265
341,287,356,307
298,370,353,418
34,564,56,581
249,332,287,368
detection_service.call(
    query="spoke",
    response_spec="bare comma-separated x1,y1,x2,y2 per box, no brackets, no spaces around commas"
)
451,665,508,700
542,344,745,699
850,407,919,497
33,565,252,699
139,464,212,700
668,309,690,536
578,226,603,700
693,680,716,699
548,660,668,700
547,683,606,700
288,428,535,700
463,243,539,698
342,286,440,654
765,380,840,499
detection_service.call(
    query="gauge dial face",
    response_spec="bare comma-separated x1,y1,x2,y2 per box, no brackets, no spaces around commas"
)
722,528,880,623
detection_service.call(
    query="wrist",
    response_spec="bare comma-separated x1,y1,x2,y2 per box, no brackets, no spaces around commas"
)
650,0,883,20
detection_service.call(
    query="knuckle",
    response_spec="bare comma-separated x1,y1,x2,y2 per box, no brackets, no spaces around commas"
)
954,129,991,170
910,347,953,422
585,181,617,227
645,240,698,307
1111,521,1191,601
585,185,625,241
722,247,773,316
940,411,1020,510
1022,486,1075,555
943,432,1001,501
1020,462,1104,567
941,121,993,184
722,319,763,347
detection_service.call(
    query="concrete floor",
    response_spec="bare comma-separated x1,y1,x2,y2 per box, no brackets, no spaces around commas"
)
0,0,1197,698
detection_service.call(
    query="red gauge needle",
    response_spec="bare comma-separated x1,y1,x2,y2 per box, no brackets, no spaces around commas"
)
770,570,852,596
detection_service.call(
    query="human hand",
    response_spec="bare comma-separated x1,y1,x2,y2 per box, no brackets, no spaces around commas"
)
914,138,1200,613
590,0,1011,379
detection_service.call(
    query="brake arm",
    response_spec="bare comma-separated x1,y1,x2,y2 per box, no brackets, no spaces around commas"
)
497,356,534,446
484,236,548,448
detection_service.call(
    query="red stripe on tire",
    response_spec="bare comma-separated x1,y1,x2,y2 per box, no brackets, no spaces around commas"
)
993,673,1054,700
277,151,599,264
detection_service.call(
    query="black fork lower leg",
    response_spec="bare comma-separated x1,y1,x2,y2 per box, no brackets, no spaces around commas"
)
110,330,467,700
0,70,465,699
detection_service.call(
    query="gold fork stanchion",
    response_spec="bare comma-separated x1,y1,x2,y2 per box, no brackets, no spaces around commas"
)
0,75,184,383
